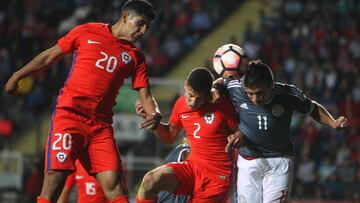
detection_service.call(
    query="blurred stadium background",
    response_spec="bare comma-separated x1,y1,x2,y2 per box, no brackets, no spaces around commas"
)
0,0,359,202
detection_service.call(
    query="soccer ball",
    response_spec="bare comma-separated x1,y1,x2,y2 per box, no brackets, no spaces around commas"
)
213,44,248,79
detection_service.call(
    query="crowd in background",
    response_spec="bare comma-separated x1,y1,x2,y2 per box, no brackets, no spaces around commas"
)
0,0,240,202
0,0,359,202
0,0,239,146
233,0,359,200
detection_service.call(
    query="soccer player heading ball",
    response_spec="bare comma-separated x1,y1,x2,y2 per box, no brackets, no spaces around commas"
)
213,56,348,202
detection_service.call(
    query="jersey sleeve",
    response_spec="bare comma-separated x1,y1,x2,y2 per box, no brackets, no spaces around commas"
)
57,24,87,54
289,85,314,114
132,51,150,90
222,97,239,131
225,79,244,102
169,98,183,128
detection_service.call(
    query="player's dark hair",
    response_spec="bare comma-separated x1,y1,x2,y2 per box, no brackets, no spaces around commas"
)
122,0,156,20
187,68,214,94
244,60,274,87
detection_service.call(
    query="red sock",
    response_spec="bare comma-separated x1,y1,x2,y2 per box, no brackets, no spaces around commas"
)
36,196,52,203
135,194,157,203
109,194,129,203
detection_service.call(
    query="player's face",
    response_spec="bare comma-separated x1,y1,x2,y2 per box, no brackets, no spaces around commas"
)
184,82,207,110
245,82,274,106
123,13,150,42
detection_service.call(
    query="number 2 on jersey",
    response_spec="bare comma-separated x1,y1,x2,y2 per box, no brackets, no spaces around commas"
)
193,123,201,139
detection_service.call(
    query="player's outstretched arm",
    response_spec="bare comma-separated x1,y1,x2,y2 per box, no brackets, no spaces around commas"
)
213,77,225,87
135,99,179,143
135,99,147,118
138,88,163,130
153,123,182,144
5,45,65,95
310,101,348,130
211,77,226,103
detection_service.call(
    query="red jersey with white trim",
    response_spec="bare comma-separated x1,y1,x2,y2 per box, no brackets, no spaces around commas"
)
64,161,106,203
169,96,239,180
57,23,149,119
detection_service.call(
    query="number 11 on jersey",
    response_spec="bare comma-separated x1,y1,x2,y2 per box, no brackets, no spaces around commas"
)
257,115,267,130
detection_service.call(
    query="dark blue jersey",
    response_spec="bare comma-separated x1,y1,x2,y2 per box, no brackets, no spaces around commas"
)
163,144,191,163
158,144,191,203
226,80,314,158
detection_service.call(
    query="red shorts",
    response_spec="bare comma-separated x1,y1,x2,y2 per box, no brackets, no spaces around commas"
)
167,160,230,203
44,107,121,174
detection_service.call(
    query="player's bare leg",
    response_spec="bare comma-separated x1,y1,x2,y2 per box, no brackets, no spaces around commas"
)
96,170,128,202
137,166,178,200
39,170,70,202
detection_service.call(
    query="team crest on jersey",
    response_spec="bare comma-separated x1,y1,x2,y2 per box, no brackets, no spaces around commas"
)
56,152,67,163
272,104,284,117
121,52,132,64
204,112,215,124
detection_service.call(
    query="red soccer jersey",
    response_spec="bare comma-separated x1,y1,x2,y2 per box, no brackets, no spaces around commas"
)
57,23,149,118
64,161,106,203
169,96,239,180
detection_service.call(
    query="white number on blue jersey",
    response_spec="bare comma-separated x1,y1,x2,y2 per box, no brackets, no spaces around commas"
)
257,115,268,130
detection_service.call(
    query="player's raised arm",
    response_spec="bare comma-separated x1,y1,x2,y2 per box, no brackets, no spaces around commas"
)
310,101,348,130
152,123,182,144
135,99,180,144
137,87,162,130
213,77,225,87
135,99,148,118
138,87,160,114
210,77,227,104
5,45,65,95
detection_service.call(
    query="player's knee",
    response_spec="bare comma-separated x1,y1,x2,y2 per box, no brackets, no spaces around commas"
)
103,184,123,201
97,170,120,190
96,170,127,200
141,170,162,192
